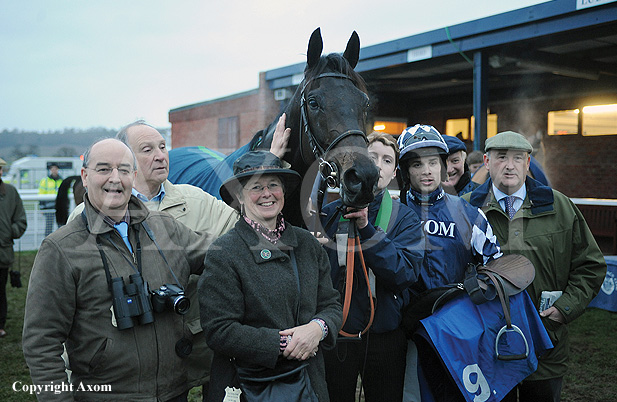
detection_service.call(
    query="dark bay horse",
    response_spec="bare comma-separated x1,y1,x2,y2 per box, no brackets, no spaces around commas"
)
169,28,379,227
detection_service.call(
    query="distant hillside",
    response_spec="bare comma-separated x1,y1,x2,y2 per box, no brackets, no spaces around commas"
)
0,126,169,164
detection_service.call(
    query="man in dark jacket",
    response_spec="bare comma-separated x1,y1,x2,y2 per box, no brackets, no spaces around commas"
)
441,135,479,196
23,139,212,401
0,157,27,338
464,131,606,402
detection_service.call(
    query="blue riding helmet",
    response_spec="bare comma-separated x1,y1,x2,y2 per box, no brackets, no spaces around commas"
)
398,125,449,162
397,124,449,184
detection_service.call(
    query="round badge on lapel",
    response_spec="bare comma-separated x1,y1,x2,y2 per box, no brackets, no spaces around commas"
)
260,249,272,260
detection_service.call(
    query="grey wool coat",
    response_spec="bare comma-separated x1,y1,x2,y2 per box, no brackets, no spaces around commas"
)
199,218,342,402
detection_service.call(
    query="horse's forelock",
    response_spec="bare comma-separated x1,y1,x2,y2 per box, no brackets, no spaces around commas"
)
303,53,367,94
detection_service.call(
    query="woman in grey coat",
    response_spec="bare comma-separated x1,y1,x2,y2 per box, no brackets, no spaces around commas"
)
199,150,342,402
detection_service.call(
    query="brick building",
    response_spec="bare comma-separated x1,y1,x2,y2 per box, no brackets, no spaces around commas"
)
169,0,617,201
169,72,281,154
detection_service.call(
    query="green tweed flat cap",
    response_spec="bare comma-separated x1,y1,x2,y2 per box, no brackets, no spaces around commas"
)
484,131,533,153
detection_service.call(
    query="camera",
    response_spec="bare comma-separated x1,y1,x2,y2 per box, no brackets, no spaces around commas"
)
111,273,154,330
151,284,190,315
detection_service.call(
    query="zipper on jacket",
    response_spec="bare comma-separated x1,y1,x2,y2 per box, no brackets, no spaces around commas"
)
113,230,136,265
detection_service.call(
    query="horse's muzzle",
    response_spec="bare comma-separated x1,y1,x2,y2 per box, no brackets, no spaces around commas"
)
340,163,379,209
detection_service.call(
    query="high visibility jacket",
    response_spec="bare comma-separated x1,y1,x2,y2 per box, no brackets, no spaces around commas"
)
38,175,62,195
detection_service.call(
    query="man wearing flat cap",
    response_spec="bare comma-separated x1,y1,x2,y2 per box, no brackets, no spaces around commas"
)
463,131,606,402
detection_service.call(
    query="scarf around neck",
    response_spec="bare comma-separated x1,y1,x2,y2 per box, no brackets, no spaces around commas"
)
243,213,286,244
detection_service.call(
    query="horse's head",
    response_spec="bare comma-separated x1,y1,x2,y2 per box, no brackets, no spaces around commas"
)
289,28,379,211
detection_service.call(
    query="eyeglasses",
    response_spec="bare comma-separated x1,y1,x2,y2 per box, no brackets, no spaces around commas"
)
244,182,283,195
86,166,134,176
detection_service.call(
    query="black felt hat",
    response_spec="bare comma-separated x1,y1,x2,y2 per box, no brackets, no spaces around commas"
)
219,151,301,209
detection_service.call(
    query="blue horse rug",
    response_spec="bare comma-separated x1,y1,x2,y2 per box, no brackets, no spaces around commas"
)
168,144,250,200
414,291,553,402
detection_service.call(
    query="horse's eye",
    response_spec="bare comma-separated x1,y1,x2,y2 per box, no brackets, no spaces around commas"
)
308,98,319,109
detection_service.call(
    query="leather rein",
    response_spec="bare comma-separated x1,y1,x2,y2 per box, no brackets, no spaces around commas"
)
339,218,375,338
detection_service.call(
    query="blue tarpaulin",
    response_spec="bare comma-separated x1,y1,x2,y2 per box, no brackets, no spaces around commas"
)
168,144,251,200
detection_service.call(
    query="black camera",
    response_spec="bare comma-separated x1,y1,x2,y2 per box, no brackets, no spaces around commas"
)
111,273,155,330
151,284,190,315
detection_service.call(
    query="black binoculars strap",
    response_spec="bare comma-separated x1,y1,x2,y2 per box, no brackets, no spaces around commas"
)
82,210,143,291
96,232,143,292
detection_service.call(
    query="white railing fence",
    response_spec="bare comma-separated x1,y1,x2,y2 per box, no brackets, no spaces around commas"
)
13,193,77,252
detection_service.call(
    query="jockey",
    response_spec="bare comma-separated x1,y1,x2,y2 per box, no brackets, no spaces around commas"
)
396,124,502,401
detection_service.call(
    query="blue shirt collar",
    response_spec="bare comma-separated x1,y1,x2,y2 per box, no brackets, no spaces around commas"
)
132,182,166,203
492,182,526,202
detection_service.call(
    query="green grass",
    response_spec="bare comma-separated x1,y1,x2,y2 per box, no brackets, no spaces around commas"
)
3,251,616,401
1,251,36,402
562,307,617,401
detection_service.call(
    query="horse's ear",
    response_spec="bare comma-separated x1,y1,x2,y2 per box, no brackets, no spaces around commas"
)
307,28,323,69
343,31,360,69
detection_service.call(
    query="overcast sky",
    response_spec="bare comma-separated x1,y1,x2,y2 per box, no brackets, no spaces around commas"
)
0,0,549,132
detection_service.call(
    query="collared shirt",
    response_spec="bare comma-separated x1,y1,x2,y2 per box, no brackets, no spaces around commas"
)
492,183,527,215
97,209,132,251
132,182,166,203
99,209,131,228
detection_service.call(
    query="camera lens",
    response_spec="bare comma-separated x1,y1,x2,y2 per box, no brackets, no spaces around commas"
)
172,296,190,315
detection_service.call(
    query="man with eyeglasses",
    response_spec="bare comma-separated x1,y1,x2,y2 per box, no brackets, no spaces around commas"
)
23,138,213,401
66,119,289,399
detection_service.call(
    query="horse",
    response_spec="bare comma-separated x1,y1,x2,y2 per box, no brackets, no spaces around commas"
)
55,175,85,226
168,28,379,228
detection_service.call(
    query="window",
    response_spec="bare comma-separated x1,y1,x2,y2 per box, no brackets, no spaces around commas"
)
445,119,469,139
372,119,407,136
446,114,498,141
548,109,579,135
547,104,617,136
582,104,617,136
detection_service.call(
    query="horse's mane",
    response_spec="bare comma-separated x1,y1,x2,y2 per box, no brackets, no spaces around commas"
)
304,53,367,93
55,175,84,225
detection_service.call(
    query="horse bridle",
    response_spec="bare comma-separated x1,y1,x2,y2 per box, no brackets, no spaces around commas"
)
299,73,376,338
298,72,368,189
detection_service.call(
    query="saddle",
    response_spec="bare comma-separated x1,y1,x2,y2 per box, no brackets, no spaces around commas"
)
403,254,535,360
